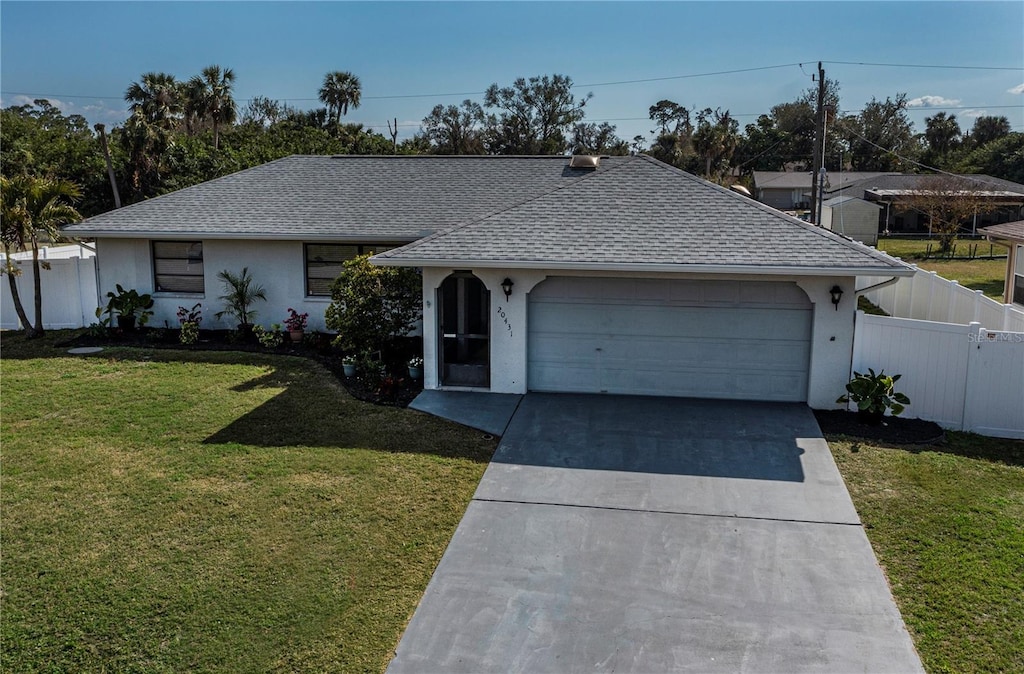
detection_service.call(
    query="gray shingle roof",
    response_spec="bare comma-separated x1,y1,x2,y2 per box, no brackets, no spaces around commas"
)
980,220,1024,241
377,156,910,274
830,173,1024,199
62,155,631,240
753,171,895,190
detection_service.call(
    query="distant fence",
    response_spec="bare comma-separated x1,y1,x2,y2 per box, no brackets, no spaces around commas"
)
860,264,1024,332
1,246,98,330
852,311,1024,439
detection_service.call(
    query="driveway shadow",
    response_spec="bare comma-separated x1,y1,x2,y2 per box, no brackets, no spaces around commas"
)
492,394,816,482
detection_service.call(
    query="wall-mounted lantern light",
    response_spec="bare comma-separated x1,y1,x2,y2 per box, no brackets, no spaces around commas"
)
829,285,844,310
501,277,514,300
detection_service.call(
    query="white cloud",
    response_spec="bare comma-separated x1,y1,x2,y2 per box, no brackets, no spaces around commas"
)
907,95,962,108
1008,83,1024,95
960,109,988,118
0,94,127,126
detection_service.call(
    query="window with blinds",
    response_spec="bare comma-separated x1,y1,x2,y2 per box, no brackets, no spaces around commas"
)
305,243,400,296
152,241,204,293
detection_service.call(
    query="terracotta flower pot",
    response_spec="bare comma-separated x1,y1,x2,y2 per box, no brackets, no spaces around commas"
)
289,329,304,343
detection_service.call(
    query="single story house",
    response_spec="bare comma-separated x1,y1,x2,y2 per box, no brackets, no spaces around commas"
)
751,171,893,211
980,220,1024,306
820,196,883,245
62,154,913,409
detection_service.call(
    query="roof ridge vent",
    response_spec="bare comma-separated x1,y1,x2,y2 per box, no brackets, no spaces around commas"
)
569,155,601,169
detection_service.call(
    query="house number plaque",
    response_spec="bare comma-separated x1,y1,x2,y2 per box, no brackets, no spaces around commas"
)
496,306,513,338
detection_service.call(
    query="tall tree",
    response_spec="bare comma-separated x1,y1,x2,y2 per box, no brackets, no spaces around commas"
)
124,72,182,130
318,71,362,126
483,74,590,154
691,108,740,181
569,122,628,155
923,111,962,165
189,65,237,150
968,115,1012,148
646,100,694,167
421,100,487,154
839,94,915,171
0,175,82,337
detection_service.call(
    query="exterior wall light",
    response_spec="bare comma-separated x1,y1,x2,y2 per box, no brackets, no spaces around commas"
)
829,285,844,310
501,277,514,300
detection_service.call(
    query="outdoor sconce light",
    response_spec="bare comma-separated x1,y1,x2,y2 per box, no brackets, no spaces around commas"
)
501,277,514,300
829,285,844,310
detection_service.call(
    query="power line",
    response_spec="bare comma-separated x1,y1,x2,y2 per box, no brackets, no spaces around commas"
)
825,60,1022,71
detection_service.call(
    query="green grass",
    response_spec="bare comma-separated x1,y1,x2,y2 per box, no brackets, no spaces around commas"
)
829,433,1024,673
1,331,496,673
877,237,1008,299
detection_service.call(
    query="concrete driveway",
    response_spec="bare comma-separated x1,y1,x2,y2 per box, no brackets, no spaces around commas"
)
388,394,923,673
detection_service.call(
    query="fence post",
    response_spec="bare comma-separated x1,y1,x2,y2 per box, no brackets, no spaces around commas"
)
962,322,982,433
906,268,918,319
973,290,984,324
945,281,959,323
926,270,938,321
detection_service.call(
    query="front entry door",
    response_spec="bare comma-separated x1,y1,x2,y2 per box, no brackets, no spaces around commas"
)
439,273,490,387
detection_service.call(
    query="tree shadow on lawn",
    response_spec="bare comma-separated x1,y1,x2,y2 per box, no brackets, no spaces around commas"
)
202,367,495,463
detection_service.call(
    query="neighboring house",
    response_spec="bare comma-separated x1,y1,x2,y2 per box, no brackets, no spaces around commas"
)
820,196,883,245
980,220,1024,306
751,171,892,211
753,171,1024,236
829,174,1024,235
62,154,913,409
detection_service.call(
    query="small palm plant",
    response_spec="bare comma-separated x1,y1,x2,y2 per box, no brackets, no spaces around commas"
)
214,267,267,329
837,368,910,425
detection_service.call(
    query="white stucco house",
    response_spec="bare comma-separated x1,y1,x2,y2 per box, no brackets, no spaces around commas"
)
62,153,913,409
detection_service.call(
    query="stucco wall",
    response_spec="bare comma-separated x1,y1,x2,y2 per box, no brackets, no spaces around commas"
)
96,238,334,331
421,268,859,409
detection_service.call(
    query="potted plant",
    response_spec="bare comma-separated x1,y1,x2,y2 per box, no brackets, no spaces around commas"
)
836,368,911,425
342,355,356,377
408,356,423,380
214,267,267,338
283,308,308,343
104,284,154,332
177,302,202,345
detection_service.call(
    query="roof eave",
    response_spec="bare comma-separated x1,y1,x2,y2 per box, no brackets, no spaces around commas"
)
371,256,914,277
59,229,421,244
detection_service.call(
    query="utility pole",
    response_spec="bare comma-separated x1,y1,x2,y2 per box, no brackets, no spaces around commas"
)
809,62,826,225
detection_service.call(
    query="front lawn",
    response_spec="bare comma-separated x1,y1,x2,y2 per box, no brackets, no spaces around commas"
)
1,331,496,673
876,237,1008,299
829,432,1024,673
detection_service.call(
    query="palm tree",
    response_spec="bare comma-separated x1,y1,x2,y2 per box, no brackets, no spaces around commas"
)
318,71,362,126
0,175,82,337
124,72,182,130
189,65,237,150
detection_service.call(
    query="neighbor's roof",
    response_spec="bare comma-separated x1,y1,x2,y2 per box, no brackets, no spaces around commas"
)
830,173,1024,199
752,171,894,190
61,155,632,240
980,220,1024,241
823,195,882,209
375,156,912,276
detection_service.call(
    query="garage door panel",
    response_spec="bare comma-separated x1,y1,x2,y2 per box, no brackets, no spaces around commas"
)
528,278,812,403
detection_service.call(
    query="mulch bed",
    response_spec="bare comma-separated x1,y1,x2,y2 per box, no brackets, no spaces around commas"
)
57,328,423,407
814,409,945,445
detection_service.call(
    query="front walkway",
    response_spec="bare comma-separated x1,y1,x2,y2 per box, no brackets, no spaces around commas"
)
390,394,923,673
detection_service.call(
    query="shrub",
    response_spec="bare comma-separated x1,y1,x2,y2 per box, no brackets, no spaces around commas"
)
324,255,420,355
837,368,911,424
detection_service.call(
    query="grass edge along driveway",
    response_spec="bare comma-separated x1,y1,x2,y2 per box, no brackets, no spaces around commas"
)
828,433,1024,674
1,332,495,673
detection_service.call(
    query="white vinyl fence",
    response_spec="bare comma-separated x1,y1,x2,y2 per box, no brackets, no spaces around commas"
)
851,311,1024,439
1,245,99,330
860,263,1024,331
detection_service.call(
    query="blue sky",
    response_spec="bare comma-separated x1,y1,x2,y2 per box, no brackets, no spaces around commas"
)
2,1,1022,143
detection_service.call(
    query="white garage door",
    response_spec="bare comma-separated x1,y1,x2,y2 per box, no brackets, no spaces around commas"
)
528,278,812,402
